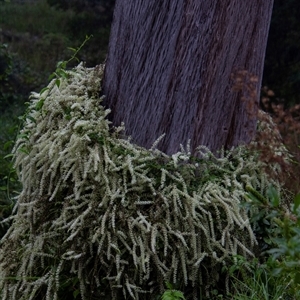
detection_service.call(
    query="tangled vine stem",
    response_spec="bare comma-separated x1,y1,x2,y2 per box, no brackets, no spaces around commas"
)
0,63,277,299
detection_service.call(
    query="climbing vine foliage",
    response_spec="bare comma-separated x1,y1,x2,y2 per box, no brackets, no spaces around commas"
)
0,64,273,299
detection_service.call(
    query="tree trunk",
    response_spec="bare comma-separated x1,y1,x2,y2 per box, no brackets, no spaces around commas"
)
102,0,274,155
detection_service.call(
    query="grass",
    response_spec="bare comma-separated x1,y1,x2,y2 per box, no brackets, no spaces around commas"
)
222,255,294,300
230,273,291,300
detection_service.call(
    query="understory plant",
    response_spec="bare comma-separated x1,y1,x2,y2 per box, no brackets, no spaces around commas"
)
160,282,186,300
260,87,300,194
225,256,291,300
245,186,300,299
0,63,279,300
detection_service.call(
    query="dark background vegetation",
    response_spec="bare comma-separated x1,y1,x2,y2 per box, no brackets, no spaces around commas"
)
0,0,299,231
264,0,300,106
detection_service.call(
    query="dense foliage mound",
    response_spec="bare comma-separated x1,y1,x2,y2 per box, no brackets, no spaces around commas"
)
0,64,274,299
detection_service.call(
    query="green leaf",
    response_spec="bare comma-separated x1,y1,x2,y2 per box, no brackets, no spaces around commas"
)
16,133,29,140
18,147,29,155
9,177,16,182
267,185,280,207
3,141,13,151
73,289,80,299
55,79,61,88
48,73,56,80
293,194,300,213
285,261,300,268
294,272,300,284
161,289,186,300
35,99,45,111
165,282,173,290
68,47,77,52
271,267,283,277
3,153,13,159
56,60,67,70
39,87,49,95
55,68,68,79
26,115,36,123
61,61,67,69
171,290,185,299
245,185,268,204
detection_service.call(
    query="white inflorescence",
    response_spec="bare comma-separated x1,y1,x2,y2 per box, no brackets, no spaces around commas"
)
0,63,276,299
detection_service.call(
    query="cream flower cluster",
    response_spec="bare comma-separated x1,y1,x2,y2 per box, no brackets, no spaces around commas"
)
0,63,274,300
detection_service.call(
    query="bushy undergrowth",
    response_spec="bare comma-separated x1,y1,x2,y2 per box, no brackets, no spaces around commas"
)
226,187,300,300
0,63,277,300
260,87,300,194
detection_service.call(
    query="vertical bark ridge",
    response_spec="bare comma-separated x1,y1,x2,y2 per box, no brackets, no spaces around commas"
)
103,0,274,155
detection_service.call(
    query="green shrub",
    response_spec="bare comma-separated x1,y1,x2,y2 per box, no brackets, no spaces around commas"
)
225,186,300,299
261,191,300,298
161,282,186,300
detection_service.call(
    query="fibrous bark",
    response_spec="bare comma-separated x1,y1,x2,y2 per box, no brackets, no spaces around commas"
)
103,0,274,155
